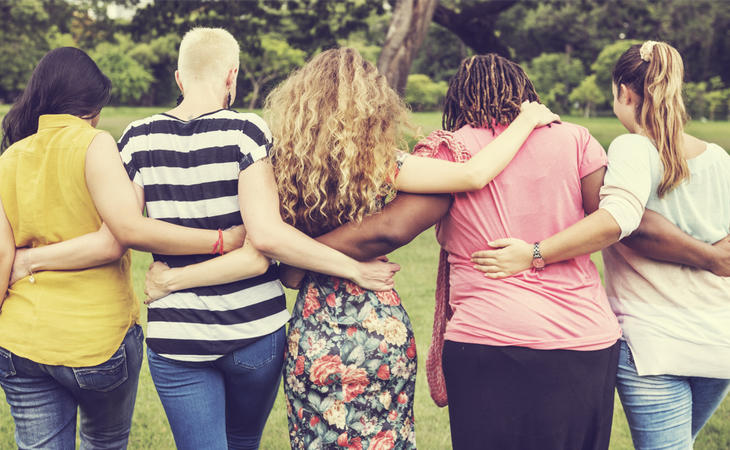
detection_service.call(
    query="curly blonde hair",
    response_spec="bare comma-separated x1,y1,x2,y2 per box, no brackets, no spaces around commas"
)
265,47,411,236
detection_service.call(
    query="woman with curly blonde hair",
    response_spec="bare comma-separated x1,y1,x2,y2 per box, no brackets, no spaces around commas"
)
264,47,558,448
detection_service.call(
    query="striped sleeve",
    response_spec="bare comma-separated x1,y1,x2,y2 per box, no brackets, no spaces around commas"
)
118,122,145,186
237,113,272,171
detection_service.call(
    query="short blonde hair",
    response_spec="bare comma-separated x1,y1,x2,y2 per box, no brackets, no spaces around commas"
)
178,27,239,85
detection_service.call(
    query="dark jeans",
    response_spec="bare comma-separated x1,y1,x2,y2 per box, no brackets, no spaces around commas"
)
0,324,144,449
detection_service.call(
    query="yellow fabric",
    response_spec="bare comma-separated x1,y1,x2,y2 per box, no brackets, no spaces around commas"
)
0,114,139,367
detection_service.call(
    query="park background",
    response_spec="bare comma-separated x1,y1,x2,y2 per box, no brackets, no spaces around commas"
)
1,0,729,448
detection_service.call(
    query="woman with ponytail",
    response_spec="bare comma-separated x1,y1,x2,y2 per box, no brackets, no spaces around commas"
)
476,41,730,448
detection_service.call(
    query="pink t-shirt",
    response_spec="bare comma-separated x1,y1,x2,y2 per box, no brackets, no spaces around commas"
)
430,123,621,351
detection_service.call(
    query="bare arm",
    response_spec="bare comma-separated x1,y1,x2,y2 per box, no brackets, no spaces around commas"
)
622,210,730,276
143,238,271,303
85,132,243,254
239,159,399,291
280,193,452,288
395,102,559,193
0,197,15,306
316,193,451,260
10,224,125,285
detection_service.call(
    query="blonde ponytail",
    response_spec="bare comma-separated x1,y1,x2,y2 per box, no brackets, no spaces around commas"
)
613,41,689,197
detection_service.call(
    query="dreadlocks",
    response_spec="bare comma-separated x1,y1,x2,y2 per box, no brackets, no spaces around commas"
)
442,54,540,133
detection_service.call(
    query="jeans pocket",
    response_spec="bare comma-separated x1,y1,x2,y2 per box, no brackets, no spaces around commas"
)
233,330,281,370
0,347,16,378
73,344,128,392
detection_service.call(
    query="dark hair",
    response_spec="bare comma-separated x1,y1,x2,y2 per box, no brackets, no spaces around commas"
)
1,47,111,152
612,42,688,197
442,54,539,133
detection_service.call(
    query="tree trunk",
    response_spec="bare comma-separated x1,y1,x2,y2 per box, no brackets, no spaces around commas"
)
432,0,517,56
377,0,438,95
248,81,261,110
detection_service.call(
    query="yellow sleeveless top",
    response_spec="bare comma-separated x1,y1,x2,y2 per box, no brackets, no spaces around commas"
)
0,114,139,366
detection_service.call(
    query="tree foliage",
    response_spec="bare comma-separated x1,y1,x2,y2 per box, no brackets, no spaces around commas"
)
569,75,606,117
240,35,306,109
526,53,585,113
404,74,448,112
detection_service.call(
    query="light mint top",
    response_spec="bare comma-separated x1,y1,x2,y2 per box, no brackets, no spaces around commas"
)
599,133,730,378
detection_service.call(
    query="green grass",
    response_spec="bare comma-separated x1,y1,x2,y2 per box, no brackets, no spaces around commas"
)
0,107,729,449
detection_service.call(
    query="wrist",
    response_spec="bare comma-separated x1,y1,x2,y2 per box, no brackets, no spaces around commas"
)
165,267,187,292
515,110,539,129
704,246,722,272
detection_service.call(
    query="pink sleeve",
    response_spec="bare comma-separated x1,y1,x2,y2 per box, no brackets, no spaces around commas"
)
578,130,607,179
412,130,467,163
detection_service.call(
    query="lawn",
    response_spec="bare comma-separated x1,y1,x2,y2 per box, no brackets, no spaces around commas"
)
0,106,728,449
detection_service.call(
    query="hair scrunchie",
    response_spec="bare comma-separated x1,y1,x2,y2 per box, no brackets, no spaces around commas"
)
640,40,659,62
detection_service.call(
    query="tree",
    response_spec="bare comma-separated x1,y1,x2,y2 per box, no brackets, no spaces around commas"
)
569,75,606,117
0,1,51,102
91,35,154,104
377,0,518,93
239,35,306,109
526,53,585,113
590,39,642,103
404,74,448,111
377,0,439,95
432,0,517,55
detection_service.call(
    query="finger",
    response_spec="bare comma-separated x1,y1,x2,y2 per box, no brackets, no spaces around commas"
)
471,256,498,265
472,251,499,260
474,264,503,273
485,271,508,279
487,238,514,248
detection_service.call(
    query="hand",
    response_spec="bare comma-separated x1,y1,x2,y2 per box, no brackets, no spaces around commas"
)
280,263,306,290
144,261,173,304
9,248,31,286
708,234,730,277
351,258,401,292
471,238,533,278
519,101,560,128
222,225,246,253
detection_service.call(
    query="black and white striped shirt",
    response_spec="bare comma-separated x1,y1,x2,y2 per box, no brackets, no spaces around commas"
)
119,109,289,362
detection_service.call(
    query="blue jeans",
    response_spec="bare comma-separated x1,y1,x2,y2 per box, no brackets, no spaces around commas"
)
147,326,285,450
616,340,730,449
0,324,143,449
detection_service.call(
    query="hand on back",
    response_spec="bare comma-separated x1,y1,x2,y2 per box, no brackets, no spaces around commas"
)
471,238,533,278
519,101,560,128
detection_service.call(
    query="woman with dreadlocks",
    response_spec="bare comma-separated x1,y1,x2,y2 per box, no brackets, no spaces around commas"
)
475,41,730,449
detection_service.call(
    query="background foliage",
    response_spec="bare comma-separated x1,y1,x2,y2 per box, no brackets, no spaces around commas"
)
1,0,728,118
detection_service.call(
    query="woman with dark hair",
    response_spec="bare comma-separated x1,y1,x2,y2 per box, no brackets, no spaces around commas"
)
0,46,272,448
479,41,730,449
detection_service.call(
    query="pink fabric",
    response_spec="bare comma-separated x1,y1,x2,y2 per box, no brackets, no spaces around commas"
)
413,132,463,407
417,124,621,358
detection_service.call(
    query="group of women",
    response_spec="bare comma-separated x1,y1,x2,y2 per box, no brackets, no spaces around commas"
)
0,25,727,450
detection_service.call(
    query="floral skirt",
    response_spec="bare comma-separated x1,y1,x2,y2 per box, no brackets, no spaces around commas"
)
284,273,417,449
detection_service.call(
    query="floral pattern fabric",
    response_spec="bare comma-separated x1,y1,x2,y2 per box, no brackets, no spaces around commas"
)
284,272,417,449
